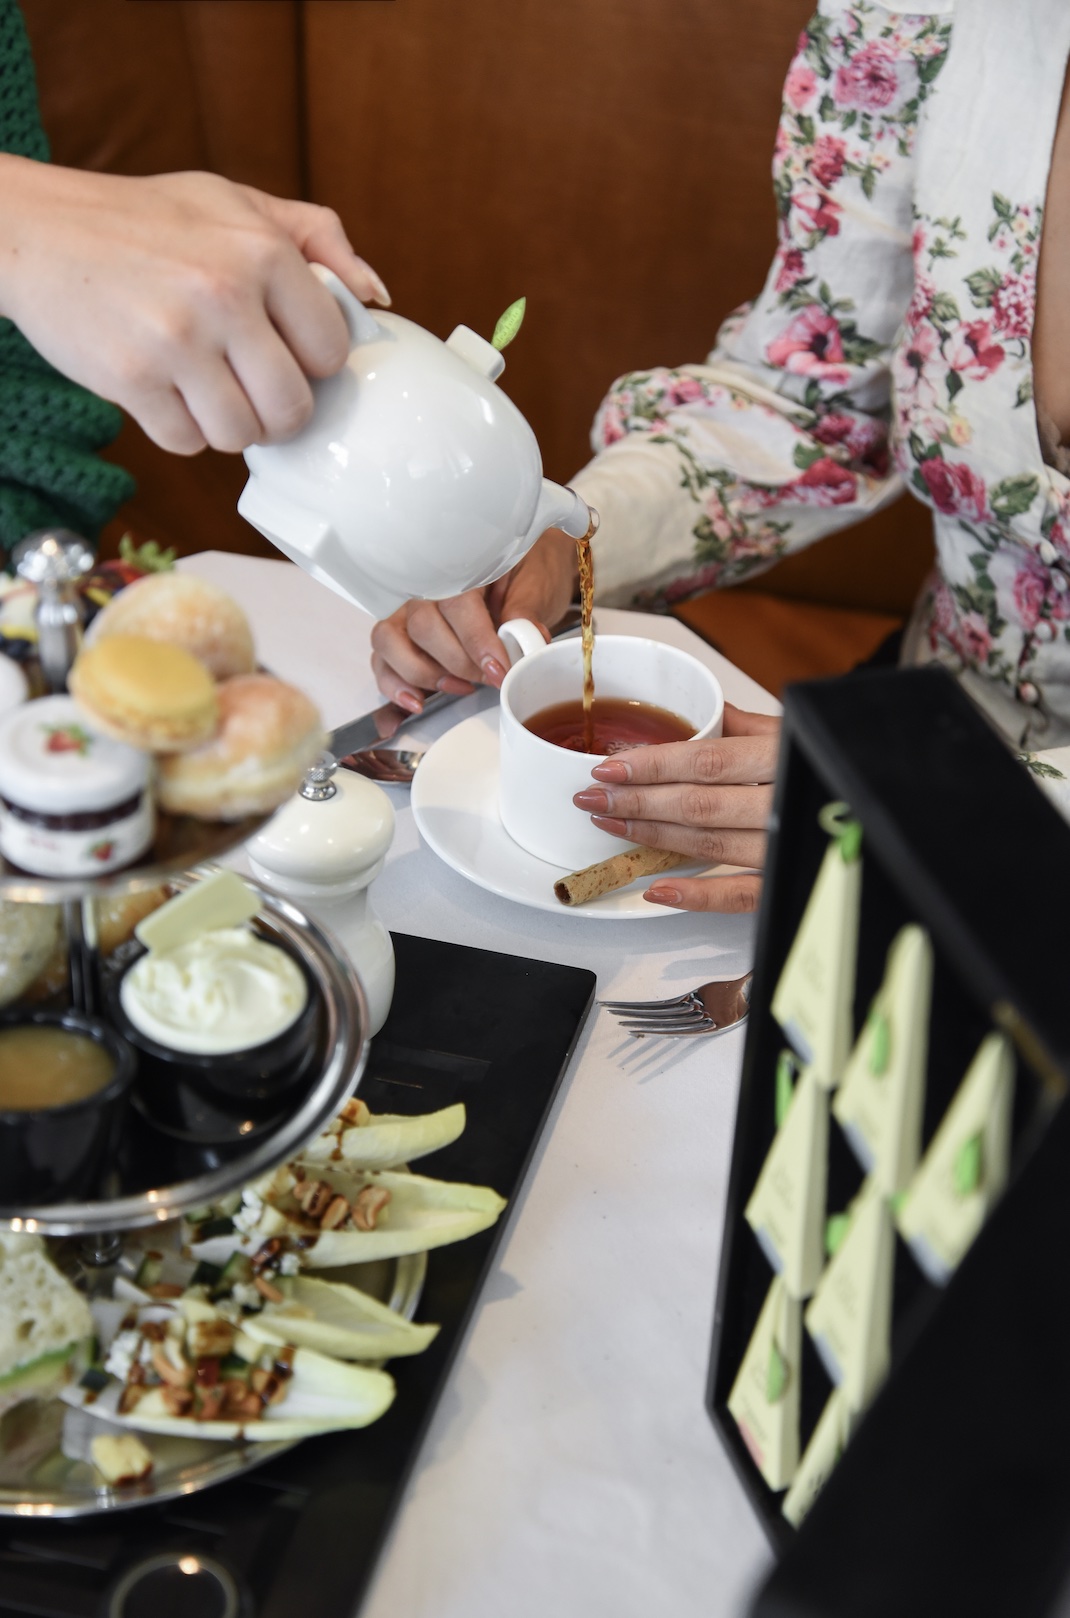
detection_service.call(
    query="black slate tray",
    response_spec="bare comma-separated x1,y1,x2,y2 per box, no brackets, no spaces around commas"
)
0,931,595,1618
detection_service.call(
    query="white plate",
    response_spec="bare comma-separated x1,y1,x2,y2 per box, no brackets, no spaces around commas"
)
411,710,718,919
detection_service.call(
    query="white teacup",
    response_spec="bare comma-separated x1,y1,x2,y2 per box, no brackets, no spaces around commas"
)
497,619,724,870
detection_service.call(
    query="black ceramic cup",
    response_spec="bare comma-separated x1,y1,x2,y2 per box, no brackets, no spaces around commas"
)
0,1009,137,1209
107,941,323,1145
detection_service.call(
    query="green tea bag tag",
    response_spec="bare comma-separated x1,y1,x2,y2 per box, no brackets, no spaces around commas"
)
745,1065,829,1298
805,1179,894,1415
782,1386,853,1529
833,924,933,1195
727,1274,802,1491
897,1031,1014,1284
771,808,862,1090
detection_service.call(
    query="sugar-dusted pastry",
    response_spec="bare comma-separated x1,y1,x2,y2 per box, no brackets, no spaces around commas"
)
86,572,256,681
69,635,219,754
155,673,324,820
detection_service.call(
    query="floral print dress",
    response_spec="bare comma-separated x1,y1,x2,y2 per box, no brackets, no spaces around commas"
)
571,0,1070,748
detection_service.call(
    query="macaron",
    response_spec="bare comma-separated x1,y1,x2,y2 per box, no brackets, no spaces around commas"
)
156,672,324,820
69,635,219,754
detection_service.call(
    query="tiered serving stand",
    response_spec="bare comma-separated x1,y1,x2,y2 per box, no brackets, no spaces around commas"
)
0,535,414,1514
0,809,427,1517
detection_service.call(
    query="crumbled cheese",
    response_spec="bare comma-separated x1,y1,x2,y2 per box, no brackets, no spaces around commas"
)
104,1330,140,1382
232,1282,261,1311
278,1252,299,1276
234,1189,265,1235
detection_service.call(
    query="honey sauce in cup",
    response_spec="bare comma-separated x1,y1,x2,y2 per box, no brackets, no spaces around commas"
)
0,1011,136,1208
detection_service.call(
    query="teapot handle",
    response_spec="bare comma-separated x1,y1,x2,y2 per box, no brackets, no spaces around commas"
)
310,263,383,348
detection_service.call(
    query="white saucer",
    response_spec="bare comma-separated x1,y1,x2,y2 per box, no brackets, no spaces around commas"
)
411,709,716,919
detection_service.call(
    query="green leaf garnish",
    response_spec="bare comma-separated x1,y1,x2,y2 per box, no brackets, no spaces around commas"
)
491,296,526,351
867,1009,891,1076
825,1212,851,1257
953,1132,983,1197
766,1341,788,1403
775,1049,796,1127
119,534,176,573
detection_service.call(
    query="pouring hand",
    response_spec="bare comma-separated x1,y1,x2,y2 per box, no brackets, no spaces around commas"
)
369,529,578,711
0,157,390,455
571,704,780,913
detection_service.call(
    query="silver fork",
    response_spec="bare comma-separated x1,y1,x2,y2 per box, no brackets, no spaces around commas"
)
599,971,753,1037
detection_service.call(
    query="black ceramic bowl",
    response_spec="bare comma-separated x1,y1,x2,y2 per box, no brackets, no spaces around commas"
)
0,1009,137,1209
107,938,324,1145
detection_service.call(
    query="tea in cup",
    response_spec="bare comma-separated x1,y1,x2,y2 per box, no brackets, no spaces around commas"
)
497,621,724,869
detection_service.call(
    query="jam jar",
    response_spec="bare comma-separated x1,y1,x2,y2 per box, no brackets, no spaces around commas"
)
0,695,154,877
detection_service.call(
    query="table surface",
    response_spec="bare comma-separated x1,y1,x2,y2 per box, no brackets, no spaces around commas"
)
182,552,778,1618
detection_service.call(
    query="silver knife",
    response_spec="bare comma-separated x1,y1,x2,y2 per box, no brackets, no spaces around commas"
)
328,607,584,761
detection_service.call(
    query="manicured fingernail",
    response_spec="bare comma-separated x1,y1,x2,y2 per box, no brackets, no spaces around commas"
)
356,259,392,307
396,689,423,713
573,788,608,811
480,656,507,688
590,814,628,836
644,886,682,906
592,761,629,783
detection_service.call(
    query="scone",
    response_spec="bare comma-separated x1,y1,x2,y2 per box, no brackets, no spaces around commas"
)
86,572,256,680
69,635,219,754
156,673,324,820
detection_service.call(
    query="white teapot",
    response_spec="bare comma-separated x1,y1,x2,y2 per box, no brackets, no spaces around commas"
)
238,268,593,619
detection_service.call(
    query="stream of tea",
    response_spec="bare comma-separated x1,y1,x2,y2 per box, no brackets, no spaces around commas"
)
577,510,598,752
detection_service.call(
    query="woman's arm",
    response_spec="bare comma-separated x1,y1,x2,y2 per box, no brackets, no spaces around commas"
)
576,0,953,607
368,1,954,707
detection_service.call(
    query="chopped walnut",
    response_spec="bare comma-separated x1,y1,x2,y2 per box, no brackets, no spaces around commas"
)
151,1347,193,1388
160,1385,195,1417
320,1194,351,1231
195,1386,225,1421
351,1185,391,1232
294,1178,333,1220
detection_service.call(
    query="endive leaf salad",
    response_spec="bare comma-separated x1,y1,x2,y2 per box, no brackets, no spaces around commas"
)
65,1099,505,1444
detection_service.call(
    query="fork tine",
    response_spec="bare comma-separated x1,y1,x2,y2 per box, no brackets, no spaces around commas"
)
619,1019,721,1038
605,1002,700,1022
617,1012,713,1032
598,992,693,1014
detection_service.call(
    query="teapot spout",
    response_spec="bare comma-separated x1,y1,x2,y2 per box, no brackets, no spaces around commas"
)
526,481,595,544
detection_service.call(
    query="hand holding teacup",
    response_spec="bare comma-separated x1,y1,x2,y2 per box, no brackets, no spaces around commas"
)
572,703,780,914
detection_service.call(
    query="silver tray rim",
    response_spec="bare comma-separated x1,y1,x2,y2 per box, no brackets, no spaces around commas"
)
0,882,369,1236
0,811,272,905
0,1249,427,1518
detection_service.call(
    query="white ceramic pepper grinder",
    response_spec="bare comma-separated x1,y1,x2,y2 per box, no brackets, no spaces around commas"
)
247,757,396,1035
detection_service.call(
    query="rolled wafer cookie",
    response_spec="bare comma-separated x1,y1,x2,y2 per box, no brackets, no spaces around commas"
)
553,847,687,906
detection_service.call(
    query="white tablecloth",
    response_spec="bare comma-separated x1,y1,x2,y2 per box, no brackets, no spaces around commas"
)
182,553,778,1618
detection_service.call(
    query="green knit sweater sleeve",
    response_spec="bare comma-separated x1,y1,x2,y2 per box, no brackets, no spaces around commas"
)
0,0,134,555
